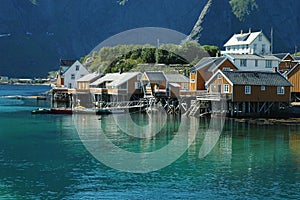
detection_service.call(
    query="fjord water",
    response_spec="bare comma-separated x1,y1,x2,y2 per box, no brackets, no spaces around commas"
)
0,85,300,199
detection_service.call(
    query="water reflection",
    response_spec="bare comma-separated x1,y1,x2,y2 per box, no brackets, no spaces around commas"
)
1,111,300,198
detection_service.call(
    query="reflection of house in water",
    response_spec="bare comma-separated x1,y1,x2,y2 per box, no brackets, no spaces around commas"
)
289,131,300,165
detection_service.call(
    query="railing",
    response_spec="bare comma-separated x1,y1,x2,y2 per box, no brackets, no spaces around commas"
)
180,90,208,97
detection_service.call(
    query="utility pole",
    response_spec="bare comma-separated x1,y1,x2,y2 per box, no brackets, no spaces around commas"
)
271,27,274,54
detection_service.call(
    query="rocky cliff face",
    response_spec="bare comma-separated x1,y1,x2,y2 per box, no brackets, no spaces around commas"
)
1,0,300,77
191,0,300,54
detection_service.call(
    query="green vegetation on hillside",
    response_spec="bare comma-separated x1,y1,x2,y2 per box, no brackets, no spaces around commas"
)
229,0,258,22
81,41,210,74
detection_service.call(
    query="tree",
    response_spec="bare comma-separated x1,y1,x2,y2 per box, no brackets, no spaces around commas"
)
229,0,258,22
202,45,219,57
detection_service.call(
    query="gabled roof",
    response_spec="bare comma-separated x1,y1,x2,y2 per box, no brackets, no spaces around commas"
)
144,71,166,81
90,73,121,87
272,53,293,61
106,72,141,87
190,57,228,72
165,74,189,83
220,70,292,86
224,53,280,61
60,59,77,67
286,63,300,77
77,73,102,82
61,60,86,76
224,31,268,47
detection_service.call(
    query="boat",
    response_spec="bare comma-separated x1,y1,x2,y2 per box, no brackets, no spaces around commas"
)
50,108,73,114
31,108,51,114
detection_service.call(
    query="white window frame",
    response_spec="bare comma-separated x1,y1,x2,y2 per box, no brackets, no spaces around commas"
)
255,59,258,67
265,60,272,68
261,85,266,91
217,74,222,79
245,86,251,94
240,59,247,67
71,74,75,80
224,84,229,93
277,87,285,95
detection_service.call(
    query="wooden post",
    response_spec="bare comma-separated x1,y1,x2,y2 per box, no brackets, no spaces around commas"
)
242,102,246,115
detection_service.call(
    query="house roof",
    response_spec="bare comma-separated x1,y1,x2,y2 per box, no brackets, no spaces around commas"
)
106,72,141,87
224,31,267,47
221,70,292,86
286,63,300,77
144,71,166,81
77,73,102,82
60,59,77,67
165,74,189,83
190,57,227,72
224,53,280,61
90,73,121,87
272,53,293,60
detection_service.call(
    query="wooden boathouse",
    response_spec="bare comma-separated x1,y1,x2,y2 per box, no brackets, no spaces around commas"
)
205,69,293,117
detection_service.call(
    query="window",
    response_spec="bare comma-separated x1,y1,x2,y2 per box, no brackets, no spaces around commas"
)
76,65,80,71
240,59,247,67
245,86,251,94
265,60,272,68
191,70,196,74
258,35,262,41
277,87,285,95
253,44,257,53
262,44,266,54
71,74,75,80
255,59,258,67
68,83,72,88
261,86,266,91
224,84,229,93
217,74,222,79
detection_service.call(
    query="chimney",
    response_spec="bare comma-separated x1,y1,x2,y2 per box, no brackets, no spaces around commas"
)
241,29,243,34
249,28,252,33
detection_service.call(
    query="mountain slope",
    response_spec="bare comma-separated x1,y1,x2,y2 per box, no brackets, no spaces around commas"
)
1,0,300,77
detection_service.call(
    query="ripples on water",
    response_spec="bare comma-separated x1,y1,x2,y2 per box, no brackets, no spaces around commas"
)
0,85,300,199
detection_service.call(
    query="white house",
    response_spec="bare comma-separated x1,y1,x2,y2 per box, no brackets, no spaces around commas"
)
62,60,89,89
223,54,280,71
221,30,271,55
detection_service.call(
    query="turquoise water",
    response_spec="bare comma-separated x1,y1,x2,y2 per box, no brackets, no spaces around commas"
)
0,85,300,199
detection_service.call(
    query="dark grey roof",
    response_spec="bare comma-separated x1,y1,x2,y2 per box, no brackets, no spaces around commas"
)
190,57,226,71
60,59,77,67
165,74,189,83
272,53,292,60
222,71,292,86
144,71,166,81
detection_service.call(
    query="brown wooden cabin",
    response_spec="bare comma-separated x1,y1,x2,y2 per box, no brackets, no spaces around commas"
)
273,53,299,73
106,72,143,101
206,70,293,116
90,72,142,102
189,57,237,91
77,73,102,92
286,63,300,101
141,72,167,97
